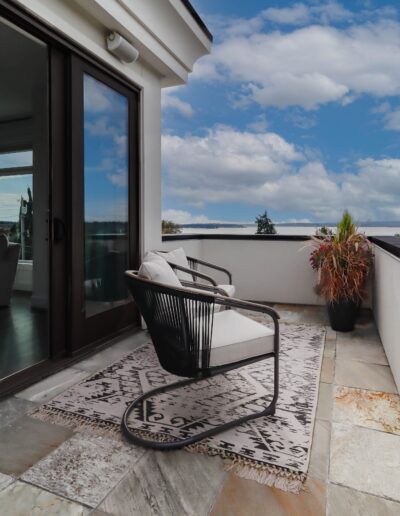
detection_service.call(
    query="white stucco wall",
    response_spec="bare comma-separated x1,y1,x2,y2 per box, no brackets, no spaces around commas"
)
12,0,209,259
373,245,400,392
202,239,322,304
162,237,323,305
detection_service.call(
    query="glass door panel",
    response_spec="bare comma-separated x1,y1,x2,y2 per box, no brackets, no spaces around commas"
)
0,18,49,380
83,74,130,317
70,57,139,351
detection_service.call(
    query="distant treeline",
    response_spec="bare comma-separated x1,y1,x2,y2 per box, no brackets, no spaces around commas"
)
85,221,128,235
181,221,400,229
275,221,400,227
180,223,245,228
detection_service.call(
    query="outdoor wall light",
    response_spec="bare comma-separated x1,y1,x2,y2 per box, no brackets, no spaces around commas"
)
106,32,139,63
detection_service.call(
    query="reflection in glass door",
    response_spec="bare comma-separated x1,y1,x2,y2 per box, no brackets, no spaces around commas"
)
83,74,130,317
0,18,49,380
71,58,139,350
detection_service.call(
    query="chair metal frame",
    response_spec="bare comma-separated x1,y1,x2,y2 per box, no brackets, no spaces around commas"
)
156,251,232,287
122,271,279,450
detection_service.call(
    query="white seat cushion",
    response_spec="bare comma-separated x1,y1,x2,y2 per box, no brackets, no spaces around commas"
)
218,284,235,297
209,310,275,367
156,248,193,282
138,260,182,288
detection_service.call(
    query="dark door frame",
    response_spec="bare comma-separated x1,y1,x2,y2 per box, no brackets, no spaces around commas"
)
70,56,140,352
0,2,141,396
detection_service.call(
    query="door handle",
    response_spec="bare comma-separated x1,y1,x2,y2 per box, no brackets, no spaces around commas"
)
53,218,66,242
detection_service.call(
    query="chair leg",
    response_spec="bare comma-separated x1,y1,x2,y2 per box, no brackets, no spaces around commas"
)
121,355,278,450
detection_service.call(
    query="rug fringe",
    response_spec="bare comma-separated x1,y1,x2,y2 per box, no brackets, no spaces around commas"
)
187,442,305,494
31,406,122,440
226,462,304,493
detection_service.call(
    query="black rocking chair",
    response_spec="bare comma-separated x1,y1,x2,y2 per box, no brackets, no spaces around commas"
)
122,271,279,449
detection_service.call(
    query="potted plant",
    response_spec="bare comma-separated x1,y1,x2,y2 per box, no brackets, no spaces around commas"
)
309,211,373,332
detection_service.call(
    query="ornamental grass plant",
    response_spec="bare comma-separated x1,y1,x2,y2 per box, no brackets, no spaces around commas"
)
309,212,373,304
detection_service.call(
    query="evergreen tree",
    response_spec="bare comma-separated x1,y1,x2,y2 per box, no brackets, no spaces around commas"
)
162,219,182,235
255,210,276,235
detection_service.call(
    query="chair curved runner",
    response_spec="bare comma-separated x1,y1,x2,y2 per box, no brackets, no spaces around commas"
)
122,271,280,450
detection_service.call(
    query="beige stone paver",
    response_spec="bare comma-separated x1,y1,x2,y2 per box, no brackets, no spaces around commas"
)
0,481,89,516
333,386,400,435
2,305,399,515
210,474,325,516
335,359,397,393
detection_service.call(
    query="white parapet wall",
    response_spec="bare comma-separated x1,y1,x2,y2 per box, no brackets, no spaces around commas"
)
162,236,323,305
373,243,400,392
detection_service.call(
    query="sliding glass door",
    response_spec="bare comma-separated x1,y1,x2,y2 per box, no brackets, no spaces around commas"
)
0,7,140,392
70,57,139,351
0,17,49,380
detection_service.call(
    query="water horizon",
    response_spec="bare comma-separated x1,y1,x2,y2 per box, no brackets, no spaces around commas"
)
181,225,400,237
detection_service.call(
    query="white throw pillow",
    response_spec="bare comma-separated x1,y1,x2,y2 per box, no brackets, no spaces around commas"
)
156,248,192,282
142,251,165,264
138,260,182,288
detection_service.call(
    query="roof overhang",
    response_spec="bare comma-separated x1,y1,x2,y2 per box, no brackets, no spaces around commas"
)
73,0,212,85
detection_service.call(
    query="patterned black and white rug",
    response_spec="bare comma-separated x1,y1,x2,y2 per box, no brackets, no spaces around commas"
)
33,322,325,493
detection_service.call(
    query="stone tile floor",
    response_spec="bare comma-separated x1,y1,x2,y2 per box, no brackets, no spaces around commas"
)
0,305,399,515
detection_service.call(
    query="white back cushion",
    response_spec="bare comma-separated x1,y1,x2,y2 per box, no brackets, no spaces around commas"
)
139,259,182,288
143,251,166,264
156,248,192,282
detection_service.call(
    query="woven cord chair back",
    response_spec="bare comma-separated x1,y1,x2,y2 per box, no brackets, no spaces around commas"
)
125,272,215,377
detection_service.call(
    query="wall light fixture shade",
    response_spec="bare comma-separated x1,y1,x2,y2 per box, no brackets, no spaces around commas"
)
106,32,139,63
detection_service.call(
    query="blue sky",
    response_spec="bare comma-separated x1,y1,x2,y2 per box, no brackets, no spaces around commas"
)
0,77,129,224
83,74,129,223
161,0,400,224
0,151,33,222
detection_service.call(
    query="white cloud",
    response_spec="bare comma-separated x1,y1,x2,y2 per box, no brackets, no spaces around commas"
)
85,117,110,135
262,2,352,26
247,114,269,132
204,13,265,37
162,89,195,117
193,18,400,110
162,125,400,221
107,169,128,188
262,3,311,25
249,72,348,110
84,75,113,112
162,209,211,224
285,109,317,129
371,102,400,131
113,134,128,157
163,125,304,205
384,108,400,131
0,192,21,221
371,101,391,115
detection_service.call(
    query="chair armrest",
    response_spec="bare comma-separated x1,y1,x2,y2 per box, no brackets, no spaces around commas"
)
168,262,218,286
180,281,229,296
187,256,232,285
215,296,280,322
